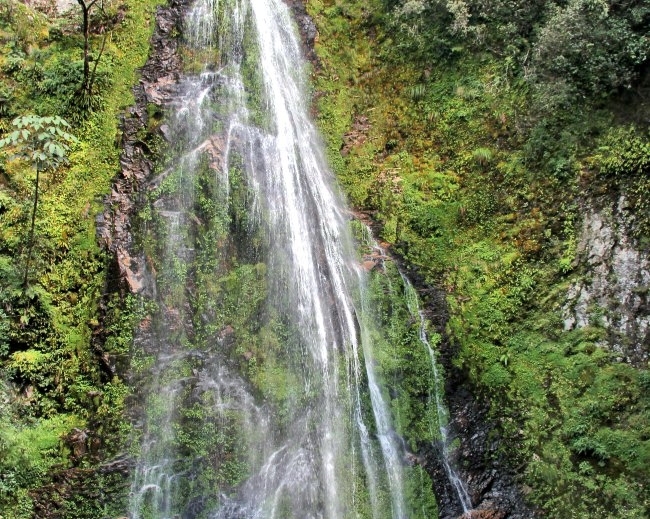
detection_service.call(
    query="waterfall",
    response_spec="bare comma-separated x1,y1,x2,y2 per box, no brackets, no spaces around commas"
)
400,274,472,513
128,1,439,518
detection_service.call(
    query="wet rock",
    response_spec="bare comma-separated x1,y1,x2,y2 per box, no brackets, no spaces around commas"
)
144,75,180,105
116,247,145,294
396,265,538,518
202,134,226,172
163,305,184,331
361,248,388,271
183,496,206,519
97,0,191,295
461,509,507,519
219,325,236,349
160,123,172,142
284,0,320,67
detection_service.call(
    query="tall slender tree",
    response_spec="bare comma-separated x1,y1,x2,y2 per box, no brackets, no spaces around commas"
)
76,0,113,98
0,115,78,287
76,0,99,94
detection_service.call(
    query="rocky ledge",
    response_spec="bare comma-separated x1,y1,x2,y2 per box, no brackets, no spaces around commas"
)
96,0,190,294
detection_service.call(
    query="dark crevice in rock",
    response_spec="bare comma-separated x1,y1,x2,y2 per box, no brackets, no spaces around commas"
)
408,264,540,519
97,0,190,296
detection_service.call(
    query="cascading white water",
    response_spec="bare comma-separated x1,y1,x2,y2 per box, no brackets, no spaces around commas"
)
128,1,429,518
401,274,472,513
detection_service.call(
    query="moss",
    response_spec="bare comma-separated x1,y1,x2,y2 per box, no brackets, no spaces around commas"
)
0,0,166,515
308,0,650,516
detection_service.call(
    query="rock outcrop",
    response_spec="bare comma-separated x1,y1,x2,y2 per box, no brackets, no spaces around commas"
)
563,195,650,365
97,0,189,294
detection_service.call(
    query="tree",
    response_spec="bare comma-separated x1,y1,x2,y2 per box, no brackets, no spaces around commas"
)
77,0,98,94
531,0,650,103
0,115,78,287
76,0,111,99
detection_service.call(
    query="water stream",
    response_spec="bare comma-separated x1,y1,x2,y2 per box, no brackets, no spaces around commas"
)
401,275,472,514
127,1,463,518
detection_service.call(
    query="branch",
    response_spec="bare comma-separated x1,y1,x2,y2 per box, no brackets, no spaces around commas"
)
88,30,109,95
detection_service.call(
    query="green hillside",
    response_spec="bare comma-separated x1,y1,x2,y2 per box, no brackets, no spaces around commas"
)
307,0,650,516
0,1,162,516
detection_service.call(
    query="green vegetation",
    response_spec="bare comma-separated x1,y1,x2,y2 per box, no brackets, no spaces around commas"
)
365,261,443,518
307,0,650,516
0,0,164,516
0,114,78,286
0,0,647,517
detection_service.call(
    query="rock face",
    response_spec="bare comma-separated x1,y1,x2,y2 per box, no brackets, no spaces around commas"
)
96,0,189,294
563,195,650,366
283,0,320,66
418,286,539,519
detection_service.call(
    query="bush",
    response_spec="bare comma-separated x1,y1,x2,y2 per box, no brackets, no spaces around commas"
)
595,128,650,178
531,0,650,104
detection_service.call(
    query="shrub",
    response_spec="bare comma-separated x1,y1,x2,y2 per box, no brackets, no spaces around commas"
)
531,0,650,104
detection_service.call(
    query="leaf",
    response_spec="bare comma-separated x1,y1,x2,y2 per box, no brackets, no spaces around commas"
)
20,129,29,140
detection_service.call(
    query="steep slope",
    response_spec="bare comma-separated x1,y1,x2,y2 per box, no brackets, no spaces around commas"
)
306,0,650,517
0,1,167,516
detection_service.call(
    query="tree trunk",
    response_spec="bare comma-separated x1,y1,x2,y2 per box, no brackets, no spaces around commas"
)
77,0,98,94
23,167,40,288
88,31,108,96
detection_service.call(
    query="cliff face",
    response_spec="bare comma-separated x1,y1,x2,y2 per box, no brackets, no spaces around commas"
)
564,195,649,366
97,0,188,295
304,0,650,517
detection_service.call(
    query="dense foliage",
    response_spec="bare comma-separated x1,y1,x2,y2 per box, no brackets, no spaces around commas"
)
307,0,650,516
0,1,163,516
0,0,648,517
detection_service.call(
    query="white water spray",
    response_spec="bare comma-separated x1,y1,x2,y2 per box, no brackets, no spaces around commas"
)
128,1,424,518
401,274,472,513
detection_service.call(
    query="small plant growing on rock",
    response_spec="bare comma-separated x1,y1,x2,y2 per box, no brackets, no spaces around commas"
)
0,114,78,287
